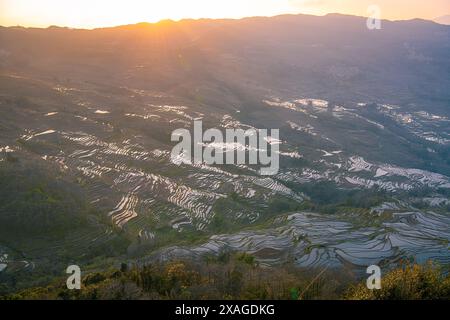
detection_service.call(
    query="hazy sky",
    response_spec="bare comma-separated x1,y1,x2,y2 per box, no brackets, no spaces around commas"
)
0,0,449,28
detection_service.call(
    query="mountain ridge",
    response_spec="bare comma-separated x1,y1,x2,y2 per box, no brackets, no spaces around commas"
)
1,12,449,31
434,14,450,25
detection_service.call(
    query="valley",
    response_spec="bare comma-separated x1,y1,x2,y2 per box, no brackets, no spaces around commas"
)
0,13,449,294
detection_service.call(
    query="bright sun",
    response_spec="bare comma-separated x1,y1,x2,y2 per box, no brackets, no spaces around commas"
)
0,0,296,29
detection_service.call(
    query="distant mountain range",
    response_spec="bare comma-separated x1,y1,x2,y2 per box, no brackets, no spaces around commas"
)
434,15,450,25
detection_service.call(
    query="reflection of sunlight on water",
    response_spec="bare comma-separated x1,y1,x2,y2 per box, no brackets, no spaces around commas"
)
148,209,450,270
0,146,14,153
21,129,56,141
0,254,8,272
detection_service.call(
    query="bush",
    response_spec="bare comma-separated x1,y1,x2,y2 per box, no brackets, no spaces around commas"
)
346,262,450,300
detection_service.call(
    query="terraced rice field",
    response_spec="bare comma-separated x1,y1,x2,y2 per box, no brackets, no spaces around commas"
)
144,209,450,271
2,75,449,272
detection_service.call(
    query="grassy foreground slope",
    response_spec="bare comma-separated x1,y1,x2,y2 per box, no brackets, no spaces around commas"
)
3,254,449,300
0,158,130,294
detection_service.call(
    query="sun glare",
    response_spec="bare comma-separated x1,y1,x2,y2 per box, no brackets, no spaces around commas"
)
0,0,448,28
0,0,295,29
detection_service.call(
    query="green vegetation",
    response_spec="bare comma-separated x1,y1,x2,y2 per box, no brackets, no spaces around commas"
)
210,192,306,234
1,253,347,300
0,160,130,295
3,257,449,300
0,162,90,238
288,181,388,209
346,262,450,300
